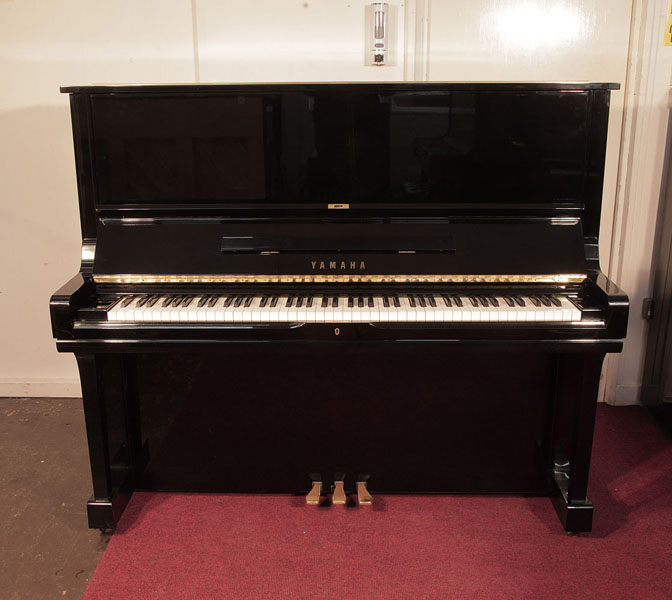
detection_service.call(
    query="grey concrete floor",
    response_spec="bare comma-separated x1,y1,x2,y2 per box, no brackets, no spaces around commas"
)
0,397,109,600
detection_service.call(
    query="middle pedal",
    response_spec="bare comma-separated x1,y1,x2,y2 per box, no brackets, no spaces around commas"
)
332,475,347,505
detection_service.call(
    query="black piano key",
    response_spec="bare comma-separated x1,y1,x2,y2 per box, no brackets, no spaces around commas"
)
529,296,541,307
170,296,183,307
296,296,304,308
469,296,479,307
358,296,364,308
307,296,314,308
514,296,525,307
181,296,194,307
383,296,390,308
478,296,489,308
332,296,339,308
427,295,437,307
503,296,515,307
208,295,220,307
121,296,136,308
270,296,279,308
162,296,172,307
540,295,552,307
321,297,328,308
348,296,354,308
197,296,209,307
244,296,254,308
550,295,562,307
233,296,245,308
489,296,499,307
136,296,149,308
393,296,401,308
223,296,234,307
408,295,417,308
368,296,374,308
452,295,463,307
286,296,294,308
260,296,269,308
418,295,427,307
147,295,160,307
442,294,451,307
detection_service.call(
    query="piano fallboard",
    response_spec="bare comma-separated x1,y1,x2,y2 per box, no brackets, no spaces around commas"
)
94,221,588,279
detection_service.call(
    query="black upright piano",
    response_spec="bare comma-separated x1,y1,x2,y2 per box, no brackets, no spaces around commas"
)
51,82,628,533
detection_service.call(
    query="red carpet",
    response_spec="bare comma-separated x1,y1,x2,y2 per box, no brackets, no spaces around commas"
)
82,406,672,599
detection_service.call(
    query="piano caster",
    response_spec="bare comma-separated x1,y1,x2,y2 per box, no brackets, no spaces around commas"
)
356,479,373,506
332,474,347,505
306,475,322,505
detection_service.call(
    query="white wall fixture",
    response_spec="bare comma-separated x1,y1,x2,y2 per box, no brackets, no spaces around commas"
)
368,3,389,66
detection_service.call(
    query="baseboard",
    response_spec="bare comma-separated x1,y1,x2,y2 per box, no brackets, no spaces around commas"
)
608,384,641,406
0,379,82,398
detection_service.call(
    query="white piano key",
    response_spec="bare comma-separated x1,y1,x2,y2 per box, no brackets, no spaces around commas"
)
250,297,265,322
332,297,344,322
178,298,194,322
107,298,124,321
296,297,309,322
314,296,327,322
239,296,257,321
187,297,204,321
275,297,290,322
370,297,382,321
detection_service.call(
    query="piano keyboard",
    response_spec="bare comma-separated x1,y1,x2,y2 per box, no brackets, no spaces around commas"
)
107,294,582,323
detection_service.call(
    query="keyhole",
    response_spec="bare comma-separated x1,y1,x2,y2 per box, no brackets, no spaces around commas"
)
334,327,340,336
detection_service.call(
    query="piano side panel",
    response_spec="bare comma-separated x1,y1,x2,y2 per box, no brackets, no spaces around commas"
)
132,346,554,494
69,93,97,241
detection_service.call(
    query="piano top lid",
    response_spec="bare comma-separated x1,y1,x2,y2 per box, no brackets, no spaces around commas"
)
64,80,619,246
61,81,620,94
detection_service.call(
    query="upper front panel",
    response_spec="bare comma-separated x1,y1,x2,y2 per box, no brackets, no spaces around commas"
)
87,86,607,213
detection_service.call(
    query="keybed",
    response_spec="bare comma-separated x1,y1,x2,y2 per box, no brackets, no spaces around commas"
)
107,293,582,323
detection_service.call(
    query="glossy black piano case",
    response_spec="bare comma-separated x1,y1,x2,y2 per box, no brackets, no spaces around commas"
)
52,83,628,534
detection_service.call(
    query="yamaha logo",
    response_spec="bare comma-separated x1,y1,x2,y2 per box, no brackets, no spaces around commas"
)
311,260,366,271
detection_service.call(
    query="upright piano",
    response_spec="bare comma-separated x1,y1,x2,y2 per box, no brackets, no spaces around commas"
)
51,82,628,533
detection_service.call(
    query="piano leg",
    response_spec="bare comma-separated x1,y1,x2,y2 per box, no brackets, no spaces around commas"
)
549,353,605,534
76,354,139,530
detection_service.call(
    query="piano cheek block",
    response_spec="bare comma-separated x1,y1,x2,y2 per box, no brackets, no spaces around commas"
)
52,82,627,534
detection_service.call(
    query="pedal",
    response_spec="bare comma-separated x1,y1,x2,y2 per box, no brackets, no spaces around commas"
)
332,474,347,505
356,479,372,506
306,475,322,505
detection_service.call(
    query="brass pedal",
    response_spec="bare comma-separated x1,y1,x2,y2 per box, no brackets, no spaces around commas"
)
332,476,347,505
357,480,372,506
306,477,322,505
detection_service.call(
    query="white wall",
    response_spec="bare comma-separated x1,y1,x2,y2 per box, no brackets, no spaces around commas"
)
0,0,659,402
606,0,672,404
0,1,196,396
196,0,407,82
